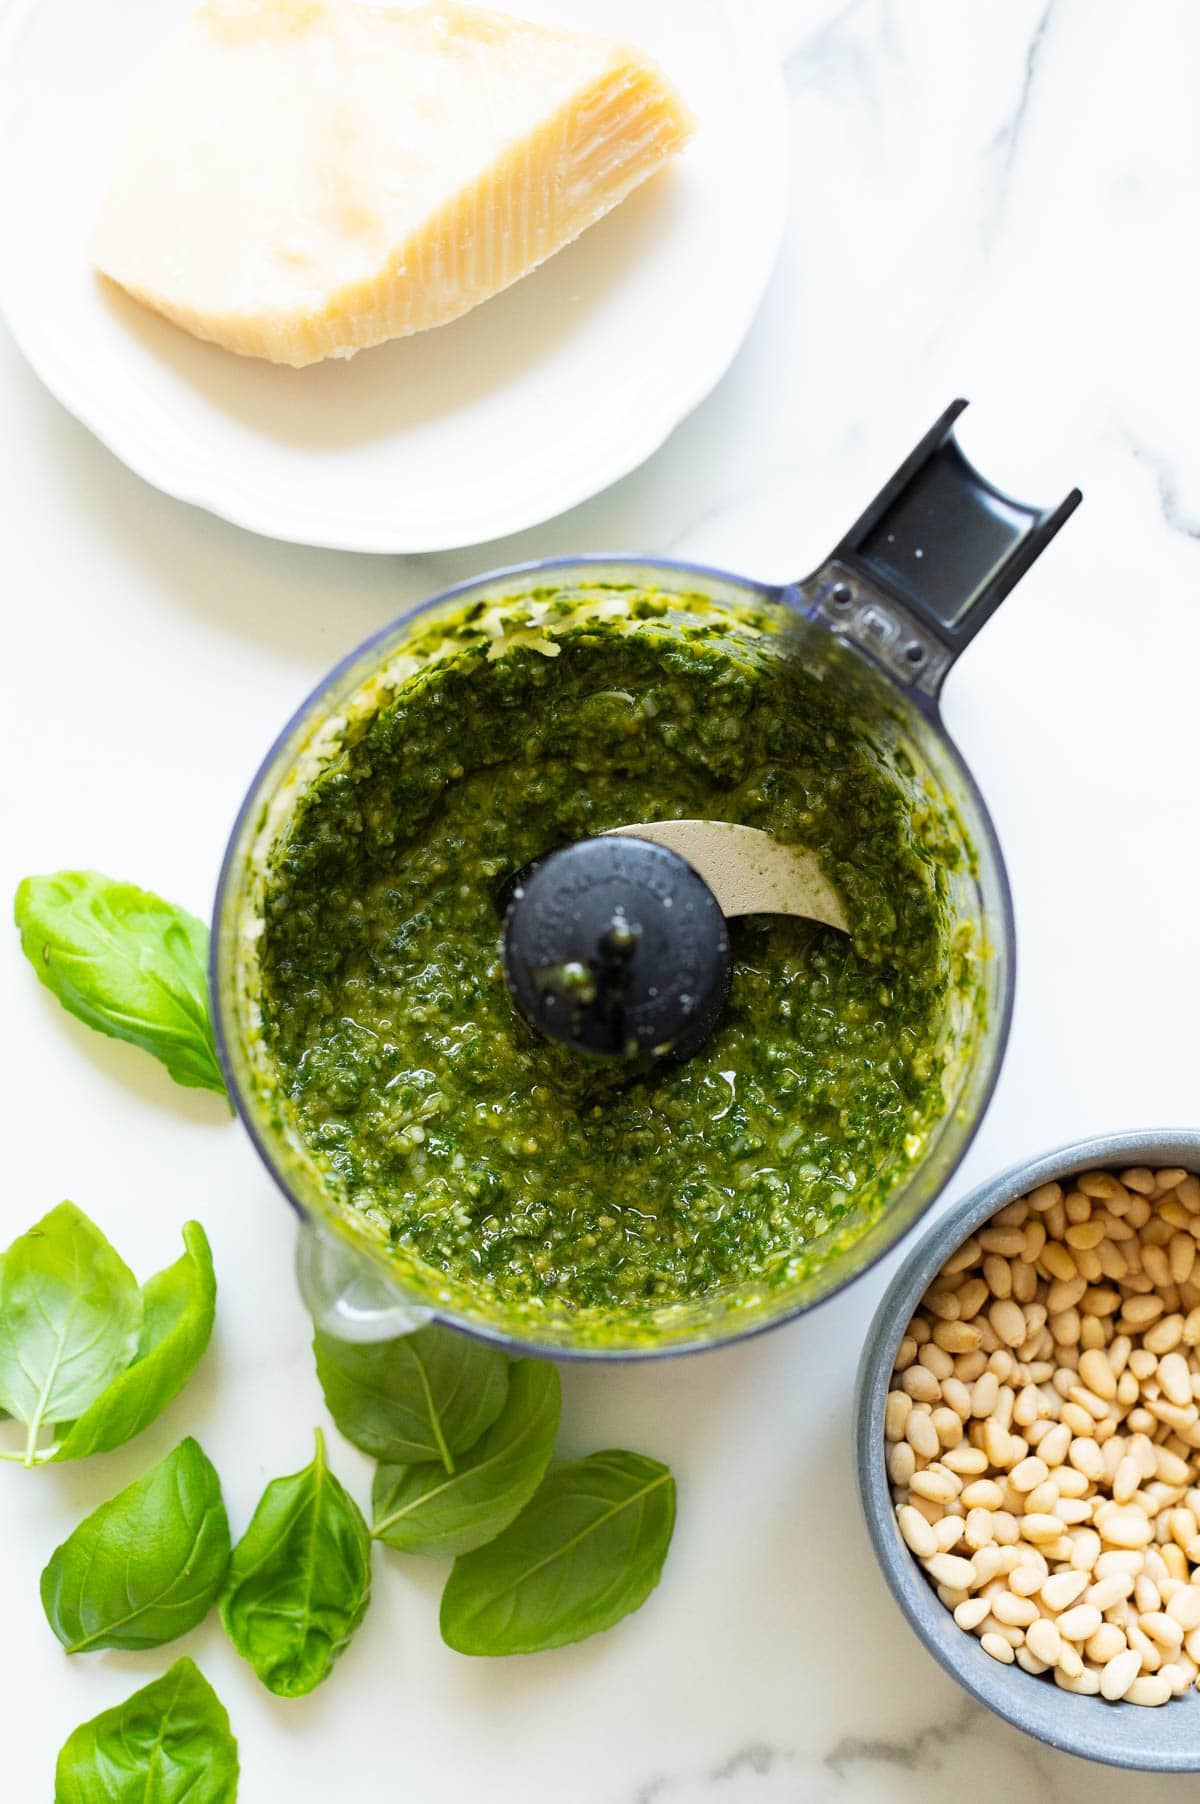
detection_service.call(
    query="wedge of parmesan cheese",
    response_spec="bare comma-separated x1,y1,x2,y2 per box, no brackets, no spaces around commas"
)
93,0,694,367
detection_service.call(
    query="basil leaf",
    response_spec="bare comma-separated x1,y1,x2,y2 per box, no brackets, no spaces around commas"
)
41,1438,230,1653
0,1202,141,1464
54,1657,238,1803
440,1450,676,1656
315,1323,507,1471
220,1428,371,1698
50,1221,216,1462
14,870,227,1099
373,1358,560,1558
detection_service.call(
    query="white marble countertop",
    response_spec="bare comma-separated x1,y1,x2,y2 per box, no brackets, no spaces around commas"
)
5,0,1200,1796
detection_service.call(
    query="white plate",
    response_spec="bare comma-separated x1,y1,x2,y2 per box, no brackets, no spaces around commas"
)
0,0,786,553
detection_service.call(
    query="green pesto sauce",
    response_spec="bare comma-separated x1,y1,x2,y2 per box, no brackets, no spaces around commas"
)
259,589,961,1319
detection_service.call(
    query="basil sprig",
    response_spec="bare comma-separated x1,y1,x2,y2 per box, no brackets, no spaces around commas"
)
314,1322,508,1469
440,1450,676,1656
14,870,227,1100
54,1658,238,1803
0,1205,215,1466
220,1428,372,1698
323,1324,675,1656
41,1438,230,1653
372,1358,561,1558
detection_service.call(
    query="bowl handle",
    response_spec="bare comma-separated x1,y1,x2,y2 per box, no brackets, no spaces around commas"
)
296,1218,434,1343
792,399,1081,701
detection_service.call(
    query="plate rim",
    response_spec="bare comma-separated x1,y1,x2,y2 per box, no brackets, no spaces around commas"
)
0,0,789,554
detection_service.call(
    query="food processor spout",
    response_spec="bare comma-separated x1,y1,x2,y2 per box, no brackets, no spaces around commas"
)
296,1219,433,1344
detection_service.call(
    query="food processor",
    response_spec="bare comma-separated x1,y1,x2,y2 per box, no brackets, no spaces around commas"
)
212,400,1079,1359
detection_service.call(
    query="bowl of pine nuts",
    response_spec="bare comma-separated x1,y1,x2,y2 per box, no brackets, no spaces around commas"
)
856,1130,1200,1769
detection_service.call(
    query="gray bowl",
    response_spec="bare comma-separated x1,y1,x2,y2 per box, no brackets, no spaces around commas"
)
855,1129,1200,1771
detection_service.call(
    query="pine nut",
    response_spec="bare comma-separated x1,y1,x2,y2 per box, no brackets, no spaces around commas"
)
898,1506,937,1559
890,1164,1200,1712
955,1281,989,1323
1011,1456,1049,1493
1042,1243,1076,1283
1168,1587,1200,1630
1086,1574,1134,1612
1101,1512,1155,1549
1134,1575,1162,1615
1128,1674,1172,1706
925,1553,975,1589
1113,1456,1141,1505
919,1342,955,1380
1096,1549,1146,1578
1100,1649,1142,1701
970,1372,999,1418
934,1516,966,1554
911,1466,960,1504
933,1320,981,1353
1042,1569,1089,1611
1010,1558,1047,1598
980,1229,1026,1258
1171,1235,1197,1286
1086,1623,1127,1665
1055,1666,1100,1694
954,1596,990,1631
885,1390,913,1442
1078,1348,1117,1400
931,1406,964,1448
1124,1295,1166,1329
1059,1604,1103,1642
1141,1611,1185,1650
961,1479,1004,1510
991,1591,1037,1627
989,1299,1027,1349
888,1441,916,1486
1158,1353,1192,1409
1025,1618,1061,1665
1022,1513,1067,1545
1038,1422,1070,1468
1069,1437,1105,1481
906,1411,940,1460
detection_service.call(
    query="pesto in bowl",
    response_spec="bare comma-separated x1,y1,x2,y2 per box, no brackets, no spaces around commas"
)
248,583,977,1334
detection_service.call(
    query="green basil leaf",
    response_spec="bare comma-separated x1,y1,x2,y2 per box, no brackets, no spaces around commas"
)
372,1358,560,1558
440,1449,676,1656
41,1438,230,1653
315,1322,507,1471
220,1427,371,1698
54,1657,238,1803
49,1221,216,1462
0,1202,141,1464
14,870,227,1098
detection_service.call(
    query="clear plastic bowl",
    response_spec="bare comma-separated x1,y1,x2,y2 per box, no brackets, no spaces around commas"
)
211,555,1013,1359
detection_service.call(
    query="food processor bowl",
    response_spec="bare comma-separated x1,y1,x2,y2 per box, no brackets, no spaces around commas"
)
211,402,1077,1359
